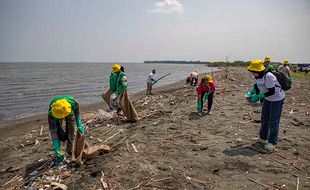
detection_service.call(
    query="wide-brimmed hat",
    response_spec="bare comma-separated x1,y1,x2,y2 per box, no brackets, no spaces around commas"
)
248,59,265,72
51,99,72,119
112,64,121,73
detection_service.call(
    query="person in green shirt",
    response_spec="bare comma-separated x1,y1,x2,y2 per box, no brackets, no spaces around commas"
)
109,64,128,115
263,56,274,72
48,96,84,166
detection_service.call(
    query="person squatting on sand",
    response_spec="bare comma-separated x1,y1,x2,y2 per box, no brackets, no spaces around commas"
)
109,64,128,115
146,69,156,95
196,74,215,116
248,59,285,152
48,96,85,166
190,70,199,86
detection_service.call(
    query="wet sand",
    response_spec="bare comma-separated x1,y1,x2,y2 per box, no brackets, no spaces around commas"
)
0,67,309,189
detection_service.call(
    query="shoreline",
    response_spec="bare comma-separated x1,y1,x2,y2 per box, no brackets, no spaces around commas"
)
0,76,193,137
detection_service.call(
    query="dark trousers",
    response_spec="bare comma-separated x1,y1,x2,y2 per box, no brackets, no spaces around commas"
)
191,78,198,86
200,91,214,111
260,98,284,145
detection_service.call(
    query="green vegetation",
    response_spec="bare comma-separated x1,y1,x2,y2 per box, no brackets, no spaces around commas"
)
207,61,249,67
291,72,310,80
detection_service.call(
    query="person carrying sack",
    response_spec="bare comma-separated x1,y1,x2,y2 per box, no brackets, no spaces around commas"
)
109,64,127,115
48,96,85,166
248,59,285,152
196,74,215,116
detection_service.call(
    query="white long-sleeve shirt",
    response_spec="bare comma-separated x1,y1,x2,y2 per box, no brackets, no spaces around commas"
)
147,72,155,83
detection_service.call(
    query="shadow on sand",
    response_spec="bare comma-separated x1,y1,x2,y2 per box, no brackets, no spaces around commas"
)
223,144,261,157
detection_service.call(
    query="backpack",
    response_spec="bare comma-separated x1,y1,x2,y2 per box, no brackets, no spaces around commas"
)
266,71,291,91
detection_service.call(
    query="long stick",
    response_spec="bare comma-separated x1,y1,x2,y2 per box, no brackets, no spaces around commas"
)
153,73,171,85
296,177,299,190
246,176,270,188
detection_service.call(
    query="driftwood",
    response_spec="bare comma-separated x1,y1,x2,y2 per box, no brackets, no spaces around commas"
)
296,177,299,190
246,176,271,188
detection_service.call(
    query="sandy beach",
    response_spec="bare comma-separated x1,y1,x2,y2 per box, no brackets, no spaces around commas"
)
0,67,309,189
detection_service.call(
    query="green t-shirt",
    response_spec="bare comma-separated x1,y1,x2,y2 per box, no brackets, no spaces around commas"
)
116,71,128,94
109,72,118,93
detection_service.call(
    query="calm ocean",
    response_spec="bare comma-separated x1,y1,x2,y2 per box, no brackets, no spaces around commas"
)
0,62,215,120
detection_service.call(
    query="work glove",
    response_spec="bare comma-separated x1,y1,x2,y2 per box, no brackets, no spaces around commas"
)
197,99,202,112
52,140,65,166
54,155,66,166
288,77,292,85
76,118,84,134
250,93,265,103
244,88,256,98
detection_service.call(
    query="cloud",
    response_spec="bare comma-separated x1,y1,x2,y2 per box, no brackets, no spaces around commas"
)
148,0,184,14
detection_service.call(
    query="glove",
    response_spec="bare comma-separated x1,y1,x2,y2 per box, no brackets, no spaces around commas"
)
250,93,265,103
54,155,65,166
245,88,256,98
288,77,292,85
197,99,202,112
152,80,157,85
52,140,65,166
76,118,84,134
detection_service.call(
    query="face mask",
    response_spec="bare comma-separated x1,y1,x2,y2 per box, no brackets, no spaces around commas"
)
252,72,259,78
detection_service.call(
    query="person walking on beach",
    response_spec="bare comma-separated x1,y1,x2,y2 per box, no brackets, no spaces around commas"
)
190,70,199,86
248,59,285,152
146,69,156,95
197,74,215,116
278,60,291,79
48,96,85,166
109,64,128,115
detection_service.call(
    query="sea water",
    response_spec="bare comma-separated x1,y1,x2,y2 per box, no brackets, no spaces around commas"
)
0,62,215,120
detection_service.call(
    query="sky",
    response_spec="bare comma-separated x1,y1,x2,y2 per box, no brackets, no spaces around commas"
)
0,0,309,63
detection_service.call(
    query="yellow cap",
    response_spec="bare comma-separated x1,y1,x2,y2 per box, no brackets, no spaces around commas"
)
51,99,72,119
204,74,213,83
264,56,271,62
283,60,289,65
112,64,121,73
248,59,265,72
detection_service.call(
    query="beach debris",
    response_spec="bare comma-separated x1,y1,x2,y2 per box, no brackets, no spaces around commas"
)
2,175,22,187
296,177,299,190
50,182,68,190
1,166,20,173
291,118,304,126
246,176,271,188
131,143,138,152
27,183,37,190
236,138,242,142
100,171,109,189
104,130,122,143
40,125,44,136
29,170,39,176
98,109,113,119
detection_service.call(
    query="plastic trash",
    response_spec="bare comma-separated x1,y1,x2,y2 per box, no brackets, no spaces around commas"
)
98,109,113,119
